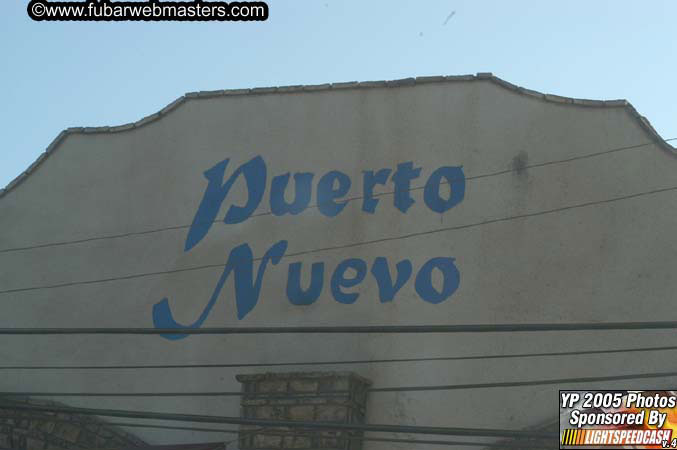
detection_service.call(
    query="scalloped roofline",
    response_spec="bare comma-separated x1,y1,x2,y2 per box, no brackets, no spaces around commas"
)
1,72,674,199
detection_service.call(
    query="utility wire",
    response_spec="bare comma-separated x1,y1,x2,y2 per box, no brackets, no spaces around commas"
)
0,402,556,440
3,369,677,398
3,181,677,295
0,415,546,448
357,435,548,448
2,342,676,370
1,137,674,255
2,320,677,335
0,390,346,398
0,414,242,435
0,413,542,449
223,429,548,448
367,370,677,393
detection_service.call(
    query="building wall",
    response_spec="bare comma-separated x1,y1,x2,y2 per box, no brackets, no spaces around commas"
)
1,75,675,449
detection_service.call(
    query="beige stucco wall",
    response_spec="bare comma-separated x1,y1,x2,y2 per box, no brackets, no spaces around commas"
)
1,75,676,448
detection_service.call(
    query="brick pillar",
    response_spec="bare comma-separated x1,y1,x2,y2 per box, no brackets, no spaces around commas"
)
236,371,371,450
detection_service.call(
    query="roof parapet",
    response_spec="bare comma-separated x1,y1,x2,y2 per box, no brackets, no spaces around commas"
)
1,73,674,199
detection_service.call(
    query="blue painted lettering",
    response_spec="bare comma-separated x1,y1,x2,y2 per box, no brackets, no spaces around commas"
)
153,240,287,339
270,172,314,216
391,162,421,213
414,257,460,304
156,155,466,339
287,262,324,305
331,258,367,304
423,166,465,213
184,156,266,251
317,170,351,217
362,168,391,213
371,257,413,303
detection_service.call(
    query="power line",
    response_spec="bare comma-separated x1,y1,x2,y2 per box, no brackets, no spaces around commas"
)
0,414,241,435
0,414,547,448
4,369,677,398
224,429,548,448
3,181,677,295
2,320,677,335
357,435,548,448
368,370,677,393
3,342,676,370
0,417,545,449
0,402,555,440
0,390,345,398
0,413,149,447
1,137,674,255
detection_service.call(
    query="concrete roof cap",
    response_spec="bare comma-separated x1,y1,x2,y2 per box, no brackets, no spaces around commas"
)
1,73,674,198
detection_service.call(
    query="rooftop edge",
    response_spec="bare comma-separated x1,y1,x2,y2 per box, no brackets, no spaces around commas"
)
1,73,674,198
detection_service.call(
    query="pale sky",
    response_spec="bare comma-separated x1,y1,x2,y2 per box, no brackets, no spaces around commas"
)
1,0,675,188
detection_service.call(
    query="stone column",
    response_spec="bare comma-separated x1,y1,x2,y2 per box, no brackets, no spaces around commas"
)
236,371,371,450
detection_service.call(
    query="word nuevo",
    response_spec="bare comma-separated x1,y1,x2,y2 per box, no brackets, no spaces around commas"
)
153,155,466,339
